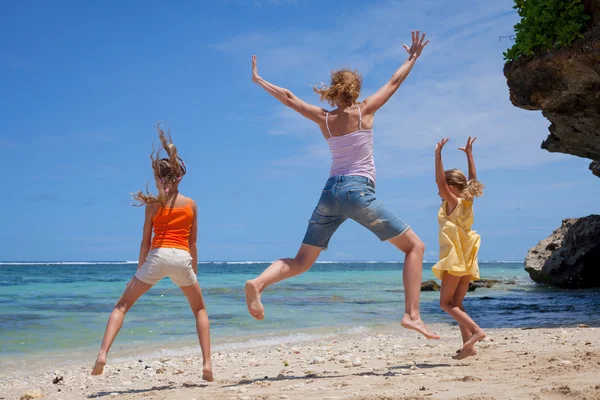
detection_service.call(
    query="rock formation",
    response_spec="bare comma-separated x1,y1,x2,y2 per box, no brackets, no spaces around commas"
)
524,216,600,288
505,1,600,288
504,0,600,177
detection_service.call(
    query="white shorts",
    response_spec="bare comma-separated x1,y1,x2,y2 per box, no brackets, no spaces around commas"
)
135,248,197,287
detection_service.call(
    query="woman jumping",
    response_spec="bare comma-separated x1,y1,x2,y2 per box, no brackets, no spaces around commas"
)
245,31,439,339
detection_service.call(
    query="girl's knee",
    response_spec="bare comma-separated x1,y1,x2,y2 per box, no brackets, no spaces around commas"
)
440,300,454,313
115,300,132,313
192,306,207,316
452,299,464,311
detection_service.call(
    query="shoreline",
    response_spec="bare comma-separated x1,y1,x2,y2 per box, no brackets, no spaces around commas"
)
2,323,599,400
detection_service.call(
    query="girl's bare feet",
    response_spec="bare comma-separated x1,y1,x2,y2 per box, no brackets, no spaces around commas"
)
463,330,486,348
91,354,106,375
401,315,440,340
453,346,478,360
245,280,264,320
202,365,214,382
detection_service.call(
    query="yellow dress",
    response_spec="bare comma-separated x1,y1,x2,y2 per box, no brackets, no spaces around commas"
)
432,198,480,280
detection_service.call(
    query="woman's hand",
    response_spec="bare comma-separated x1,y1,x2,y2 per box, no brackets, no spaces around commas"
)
458,136,477,155
403,30,429,61
435,138,450,154
252,55,260,83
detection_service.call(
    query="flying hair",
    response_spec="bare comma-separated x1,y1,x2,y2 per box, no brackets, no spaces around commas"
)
313,69,362,108
133,123,186,207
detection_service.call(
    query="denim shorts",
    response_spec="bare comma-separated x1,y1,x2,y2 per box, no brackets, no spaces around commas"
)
302,175,411,249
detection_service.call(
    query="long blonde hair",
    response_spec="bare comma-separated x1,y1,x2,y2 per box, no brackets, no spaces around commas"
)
313,69,362,108
133,124,186,207
444,169,484,201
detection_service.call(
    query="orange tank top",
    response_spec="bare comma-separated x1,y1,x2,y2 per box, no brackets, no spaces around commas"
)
151,199,193,253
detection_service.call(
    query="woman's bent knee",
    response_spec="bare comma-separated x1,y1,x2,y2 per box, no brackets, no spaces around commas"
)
411,239,425,256
293,255,313,272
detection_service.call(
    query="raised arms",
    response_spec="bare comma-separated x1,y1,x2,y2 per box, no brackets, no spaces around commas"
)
435,138,459,213
362,31,429,115
251,55,324,123
458,136,477,181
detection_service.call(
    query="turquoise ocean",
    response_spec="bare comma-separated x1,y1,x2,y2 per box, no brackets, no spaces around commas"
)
1,261,599,366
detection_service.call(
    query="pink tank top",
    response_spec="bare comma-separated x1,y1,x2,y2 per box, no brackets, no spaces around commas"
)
325,105,376,183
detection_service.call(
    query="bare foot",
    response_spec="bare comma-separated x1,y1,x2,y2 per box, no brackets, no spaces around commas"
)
91,355,106,375
453,346,478,360
463,331,486,348
245,280,264,320
401,315,440,340
202,366,214,382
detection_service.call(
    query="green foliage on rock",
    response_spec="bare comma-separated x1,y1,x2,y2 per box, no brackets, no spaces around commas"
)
504,0,590,61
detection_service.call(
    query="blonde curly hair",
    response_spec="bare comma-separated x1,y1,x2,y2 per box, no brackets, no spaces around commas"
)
445,169,484,201
133,123,186,207
313,69,362,108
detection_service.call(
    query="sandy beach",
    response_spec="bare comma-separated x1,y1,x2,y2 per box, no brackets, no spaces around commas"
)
2,323,599,400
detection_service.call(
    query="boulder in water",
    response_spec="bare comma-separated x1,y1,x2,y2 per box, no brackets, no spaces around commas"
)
421,280,440,291
524,215,600,288
471,279,501,288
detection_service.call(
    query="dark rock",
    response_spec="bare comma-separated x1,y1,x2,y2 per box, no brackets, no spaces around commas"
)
504,0,600,177
590,160,600,177
524,215,600,288
471,279,501,288
421,280,440,291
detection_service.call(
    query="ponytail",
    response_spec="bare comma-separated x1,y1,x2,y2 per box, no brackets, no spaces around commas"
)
461,179,484,201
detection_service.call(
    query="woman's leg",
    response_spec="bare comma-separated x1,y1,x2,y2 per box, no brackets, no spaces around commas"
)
453,276,473,346
180,282,213,381
389,230,440,340
91,277,153,375
245,244,322,320
440,273,485,360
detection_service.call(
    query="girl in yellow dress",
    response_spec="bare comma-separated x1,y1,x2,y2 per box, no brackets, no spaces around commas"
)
433,137,485,360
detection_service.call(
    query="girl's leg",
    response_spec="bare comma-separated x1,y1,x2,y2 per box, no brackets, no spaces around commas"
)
440,273,485,360
92,277,153,375
453,276,473,346
180,282,214,382
245,244,322,320
389,230,440,340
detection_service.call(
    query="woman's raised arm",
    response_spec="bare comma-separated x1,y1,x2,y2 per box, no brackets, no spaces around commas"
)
362,31,429,115
252,55,324,123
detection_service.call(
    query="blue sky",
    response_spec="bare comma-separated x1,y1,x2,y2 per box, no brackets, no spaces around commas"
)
1,0,598,262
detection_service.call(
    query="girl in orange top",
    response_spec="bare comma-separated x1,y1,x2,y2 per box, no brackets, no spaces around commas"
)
91,124,213,381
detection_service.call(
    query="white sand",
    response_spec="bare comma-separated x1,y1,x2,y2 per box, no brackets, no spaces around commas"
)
2,324,599,400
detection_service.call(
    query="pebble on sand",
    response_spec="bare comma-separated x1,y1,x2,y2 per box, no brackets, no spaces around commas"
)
19,389,44,400
352,358,363,367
